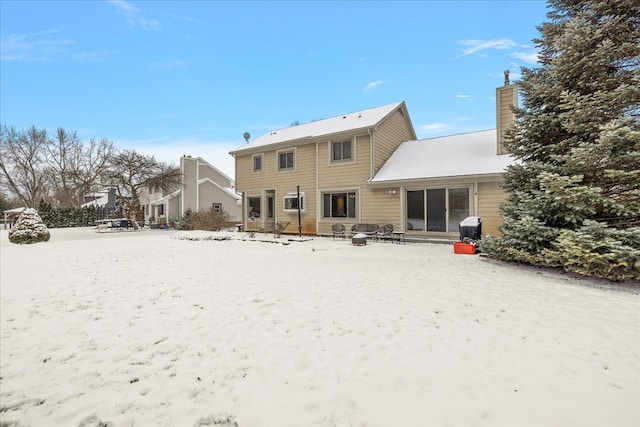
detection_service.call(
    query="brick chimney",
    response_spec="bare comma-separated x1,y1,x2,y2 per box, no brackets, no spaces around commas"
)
495,70,518,155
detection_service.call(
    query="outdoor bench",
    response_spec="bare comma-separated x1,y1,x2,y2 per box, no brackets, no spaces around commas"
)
350,223,380,237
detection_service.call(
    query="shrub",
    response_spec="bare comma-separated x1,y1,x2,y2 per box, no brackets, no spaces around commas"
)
185,207,234,231
8,208,51,244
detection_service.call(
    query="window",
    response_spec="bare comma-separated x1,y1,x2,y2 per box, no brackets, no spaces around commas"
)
332,140,352,162
322,191,356,218
253,154,263,172
284,192,305,212
212,203,222,213
248,197,260,219
278,150,295,171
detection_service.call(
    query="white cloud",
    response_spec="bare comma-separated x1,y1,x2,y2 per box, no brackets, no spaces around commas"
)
455,94,471,99
512,51,540,64
0,30,74,61
109,0,161,31
459,38,518,56
419,123,449,133
363,80,386,93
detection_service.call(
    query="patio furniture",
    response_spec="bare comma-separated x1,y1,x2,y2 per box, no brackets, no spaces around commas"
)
331,223,346,240
392,230,406,244
352,233,367,246
350,223,380,238
376,224,394,242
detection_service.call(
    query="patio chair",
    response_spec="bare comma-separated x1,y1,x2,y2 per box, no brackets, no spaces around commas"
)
377,224,394,242
331,223,346,240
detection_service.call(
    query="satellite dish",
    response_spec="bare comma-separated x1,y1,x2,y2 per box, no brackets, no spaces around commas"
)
243,132,251,142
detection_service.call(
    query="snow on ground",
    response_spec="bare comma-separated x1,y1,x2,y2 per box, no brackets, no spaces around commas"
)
1,227,638,427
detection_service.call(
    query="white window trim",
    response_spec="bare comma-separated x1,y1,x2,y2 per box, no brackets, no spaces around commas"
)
320,188,359,220
283,192,306,213
276,147,296,172
328,137,356,166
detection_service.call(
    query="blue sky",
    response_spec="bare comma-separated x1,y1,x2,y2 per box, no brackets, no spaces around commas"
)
1,0,549,177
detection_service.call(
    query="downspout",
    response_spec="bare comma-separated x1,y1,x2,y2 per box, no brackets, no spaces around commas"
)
368,128,375,180
315,141,319,234
473,182,479,217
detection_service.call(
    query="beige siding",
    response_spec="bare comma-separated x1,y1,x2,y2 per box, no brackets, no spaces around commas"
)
318,134,371,188
235,103,417,236
373,109,415,172
496,85,517,155
478,181,507,236
237,144,318,234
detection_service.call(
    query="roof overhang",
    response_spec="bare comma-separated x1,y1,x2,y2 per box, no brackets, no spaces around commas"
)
368,172,506,188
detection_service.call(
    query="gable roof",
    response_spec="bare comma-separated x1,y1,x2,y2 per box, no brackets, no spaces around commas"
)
229,101,407,155
370,130,515,184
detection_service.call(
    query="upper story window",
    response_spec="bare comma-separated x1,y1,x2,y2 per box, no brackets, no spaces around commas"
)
278,149,295,171
253,154,263,172
332,140,352,162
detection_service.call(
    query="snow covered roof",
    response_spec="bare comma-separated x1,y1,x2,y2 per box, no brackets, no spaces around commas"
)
81,195,109,208
3,207,26,214
149,189,181,205
370,130,515,183
230,102,406,155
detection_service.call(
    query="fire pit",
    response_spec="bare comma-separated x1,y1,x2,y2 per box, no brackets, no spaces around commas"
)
352,233,367,246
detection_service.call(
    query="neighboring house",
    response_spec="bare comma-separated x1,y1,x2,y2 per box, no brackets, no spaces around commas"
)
81,186,119,218
2,206,25,229
141,155,241,224
230,77,517,239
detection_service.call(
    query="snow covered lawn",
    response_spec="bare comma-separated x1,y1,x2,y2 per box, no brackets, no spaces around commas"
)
1,227,638,426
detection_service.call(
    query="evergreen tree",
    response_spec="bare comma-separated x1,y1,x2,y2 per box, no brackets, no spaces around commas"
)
8,208,51,244
482,0,640,281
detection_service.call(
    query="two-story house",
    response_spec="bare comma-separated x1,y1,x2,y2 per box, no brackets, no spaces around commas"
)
229,101,416,236
141,155,241,225
230,78,517,239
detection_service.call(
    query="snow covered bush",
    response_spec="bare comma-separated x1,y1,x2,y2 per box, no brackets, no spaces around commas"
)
8,208,51,244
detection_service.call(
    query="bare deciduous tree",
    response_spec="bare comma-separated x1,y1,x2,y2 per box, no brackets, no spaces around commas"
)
0,126,50,208
106,149,181,227
69,137,114,205
45,127,82,206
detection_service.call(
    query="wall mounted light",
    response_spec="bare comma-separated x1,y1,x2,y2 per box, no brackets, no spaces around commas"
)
388,190,397,194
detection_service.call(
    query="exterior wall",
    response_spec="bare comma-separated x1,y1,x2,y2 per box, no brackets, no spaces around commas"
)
477,181,508,236
235,106,417,236
199,162,232,188
168,197,180,222
198,180,242,221
496,84,517,155
236,143,317,234
181,157,198,213
373,108,415,173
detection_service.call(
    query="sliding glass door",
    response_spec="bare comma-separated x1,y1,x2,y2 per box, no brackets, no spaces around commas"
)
406,187,470,232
